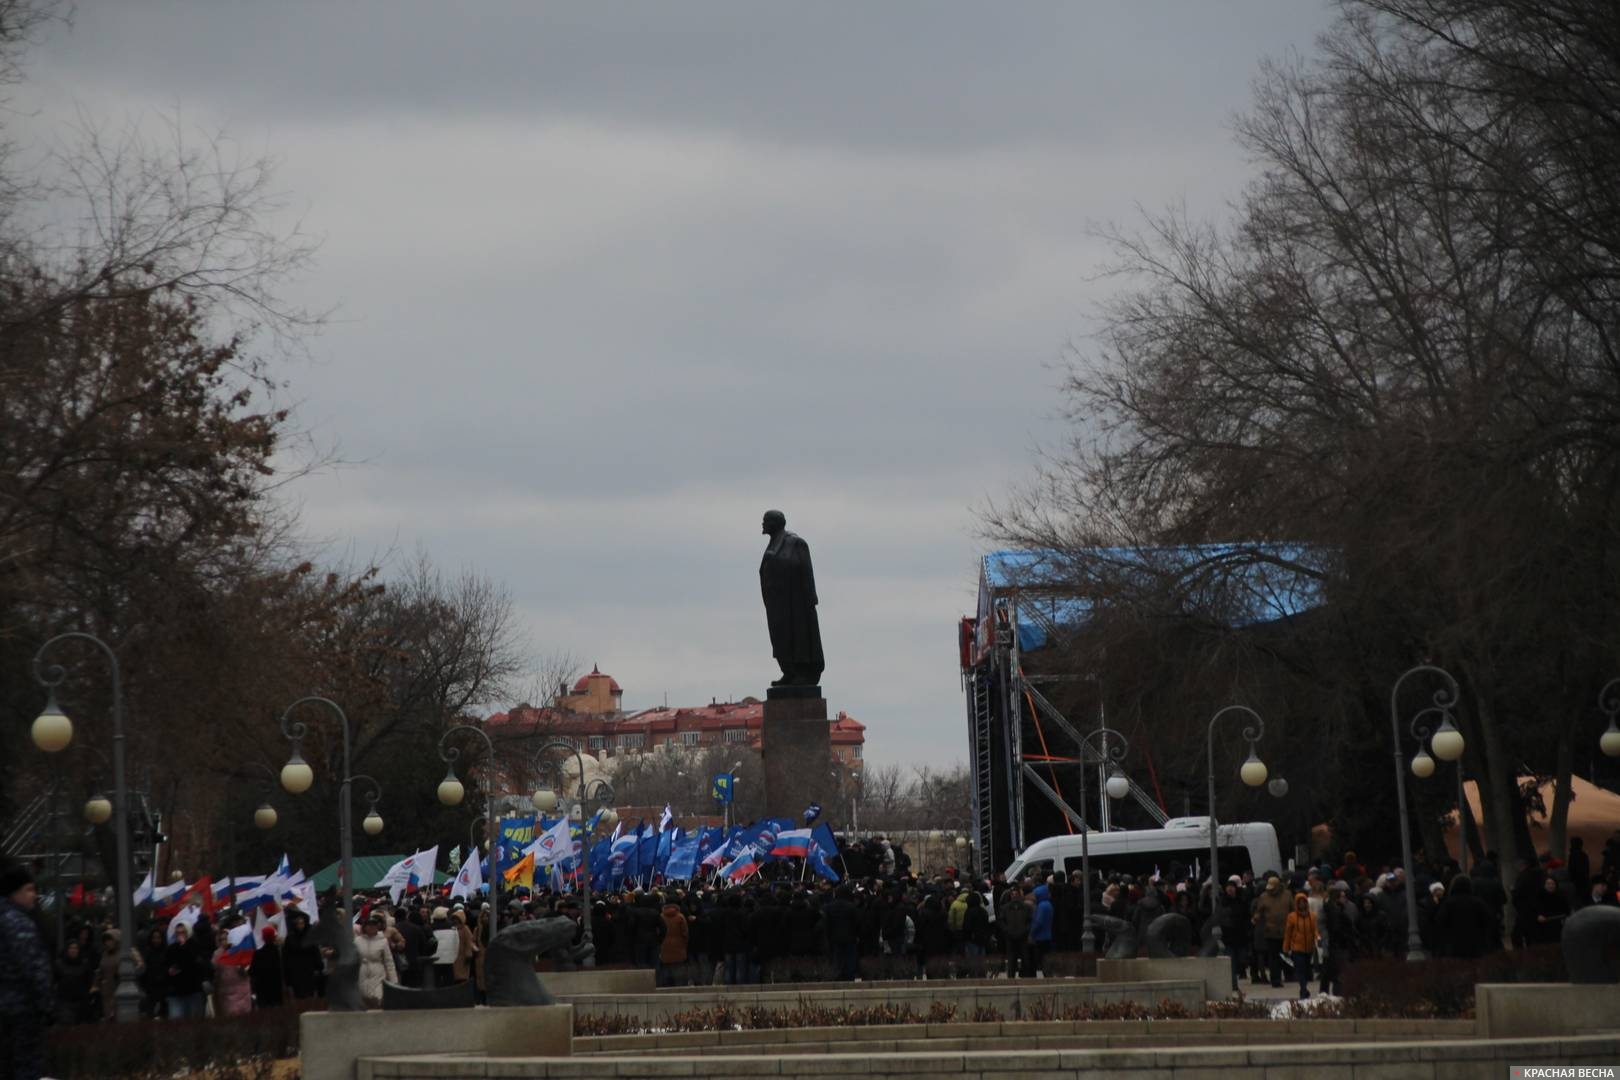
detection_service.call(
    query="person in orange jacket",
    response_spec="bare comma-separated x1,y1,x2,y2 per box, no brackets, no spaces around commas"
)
1281,891,1319,1000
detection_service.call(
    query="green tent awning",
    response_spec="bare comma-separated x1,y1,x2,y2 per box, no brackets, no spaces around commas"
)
309,855,451,891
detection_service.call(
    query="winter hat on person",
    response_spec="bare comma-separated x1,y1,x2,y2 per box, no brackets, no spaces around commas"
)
1329,880,1351,893
431,906,449,921
0,860,34,897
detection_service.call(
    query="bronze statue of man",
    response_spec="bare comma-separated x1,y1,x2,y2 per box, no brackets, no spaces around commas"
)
760,510,824,687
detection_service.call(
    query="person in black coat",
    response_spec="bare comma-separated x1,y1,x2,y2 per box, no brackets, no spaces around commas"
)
1434,874,1497,958
785,894,820,957
1510,858,1544,949
1529,875,1571,946
280,911,323,1000
718,892,753,985
912,894,949,977
249,927,285,1008
821,887,859,981
631,893,663,969
54,940,96,1024
684,895,714,984
750,892,786,981
1567,837,1591,897
961,892,991,977
162,926,208,1019
394,906,432,988
137,926,169,1017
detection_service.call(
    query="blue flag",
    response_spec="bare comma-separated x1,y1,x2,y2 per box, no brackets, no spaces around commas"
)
803,802,822,824
664,835,701,881
807,844,841,882
637,826,660,882
656,826,681,873
497,816,537,881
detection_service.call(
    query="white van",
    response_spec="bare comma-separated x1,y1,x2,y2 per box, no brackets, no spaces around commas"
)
1002,817,1282,884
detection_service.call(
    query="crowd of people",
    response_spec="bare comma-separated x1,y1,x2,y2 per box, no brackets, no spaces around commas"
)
3,832,1617,1074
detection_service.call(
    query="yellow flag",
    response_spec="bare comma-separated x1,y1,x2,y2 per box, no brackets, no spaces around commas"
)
503,851,535,889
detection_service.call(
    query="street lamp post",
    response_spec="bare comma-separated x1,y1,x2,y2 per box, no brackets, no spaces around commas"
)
530,740,617,967
1406,705,1468,875
1389,664,1461,962
436,724,500,941
1075,727,1132,953
1599,679,1620,759
277,696,370,922
31,632,141,1023
1205,705,1269,955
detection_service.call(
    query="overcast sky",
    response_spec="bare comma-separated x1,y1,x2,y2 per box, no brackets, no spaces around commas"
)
15,1,1336,770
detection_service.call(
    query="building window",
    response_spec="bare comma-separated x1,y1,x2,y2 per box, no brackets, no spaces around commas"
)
724,728,748,744
589,735,606,751
852,745,862,760
618,733,645,749
681,731,700,747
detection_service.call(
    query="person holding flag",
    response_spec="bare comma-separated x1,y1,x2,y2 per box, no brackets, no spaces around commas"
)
211,919,255,1016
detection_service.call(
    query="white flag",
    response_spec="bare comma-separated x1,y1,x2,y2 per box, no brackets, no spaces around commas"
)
659,804,673,832
283,879,320,925
376,853,416,904
133,870,154,906
450,846,483,900
526,817,575,868
166,904,202,943
253,905,286,948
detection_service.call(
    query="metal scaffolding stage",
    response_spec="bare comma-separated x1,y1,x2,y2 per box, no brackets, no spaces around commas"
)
960,546,1324,875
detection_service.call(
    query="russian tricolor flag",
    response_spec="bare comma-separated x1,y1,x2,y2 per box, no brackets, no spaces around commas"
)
721,845,760,881
219,922,255,967
770,829,814,859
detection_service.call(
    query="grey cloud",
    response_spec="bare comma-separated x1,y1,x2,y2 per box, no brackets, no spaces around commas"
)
52,1,1329,151
17,1,1338,766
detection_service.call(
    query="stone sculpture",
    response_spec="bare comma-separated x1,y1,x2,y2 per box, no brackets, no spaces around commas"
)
313,907,365,1013
1145,912,1195,958
1083,913,1138,959
486,916,593,1007
760,510,824,688
381,978,475,1011
377,916,590,1010
1562,904,1620,984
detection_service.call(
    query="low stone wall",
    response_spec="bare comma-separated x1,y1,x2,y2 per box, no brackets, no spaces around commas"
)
359,1032,1620,1078
576,1016,1479,1056
544,968,656,997
1097,956,1231,1001
1476,982,1620,1039
565,977,1204,1027
302,1005,571,1080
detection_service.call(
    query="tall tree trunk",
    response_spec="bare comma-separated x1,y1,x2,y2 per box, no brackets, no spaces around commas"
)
1548,723,1576,860
1464,666,1531,862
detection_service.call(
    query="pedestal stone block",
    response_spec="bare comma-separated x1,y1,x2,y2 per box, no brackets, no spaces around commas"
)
302,1004,572,1080
761,693,830,818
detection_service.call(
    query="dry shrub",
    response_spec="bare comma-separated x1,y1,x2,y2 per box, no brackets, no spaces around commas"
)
1338,946,1566,1019
45,1000,321,1079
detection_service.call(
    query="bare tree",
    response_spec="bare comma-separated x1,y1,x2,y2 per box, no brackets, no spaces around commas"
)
984,2,1620,863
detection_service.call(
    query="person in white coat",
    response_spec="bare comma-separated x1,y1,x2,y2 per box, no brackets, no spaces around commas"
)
354,912,398,1009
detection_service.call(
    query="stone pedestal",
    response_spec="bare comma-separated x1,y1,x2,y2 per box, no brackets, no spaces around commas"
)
301,1004,572,1080
761,690,830,819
